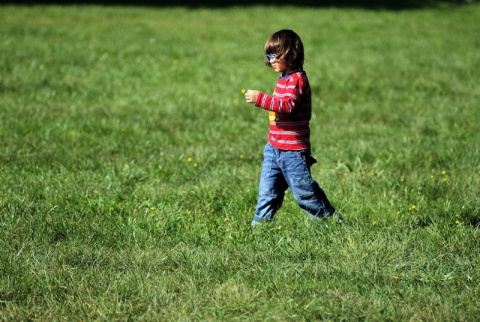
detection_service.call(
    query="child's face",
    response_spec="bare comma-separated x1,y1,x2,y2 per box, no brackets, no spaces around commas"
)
267,55,293,74
271,59,288,73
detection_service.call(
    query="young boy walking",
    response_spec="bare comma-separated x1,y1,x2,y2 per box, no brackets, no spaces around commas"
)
244,29,339,226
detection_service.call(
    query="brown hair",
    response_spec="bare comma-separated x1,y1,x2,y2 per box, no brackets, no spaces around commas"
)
264,29,304,70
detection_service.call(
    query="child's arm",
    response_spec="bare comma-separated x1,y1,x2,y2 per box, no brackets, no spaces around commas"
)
255,91,299,114
245,79,302,114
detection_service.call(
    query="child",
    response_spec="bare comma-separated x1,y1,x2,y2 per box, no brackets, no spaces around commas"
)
244,29,339,226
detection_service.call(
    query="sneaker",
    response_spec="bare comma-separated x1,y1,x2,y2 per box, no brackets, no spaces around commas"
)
251,220,260,227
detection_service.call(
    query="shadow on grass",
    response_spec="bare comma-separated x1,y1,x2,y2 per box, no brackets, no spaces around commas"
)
1,0,472,10
412,209,480,229
463,211,480,229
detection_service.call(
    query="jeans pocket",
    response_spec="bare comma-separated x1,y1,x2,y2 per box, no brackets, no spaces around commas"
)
284,151,313,188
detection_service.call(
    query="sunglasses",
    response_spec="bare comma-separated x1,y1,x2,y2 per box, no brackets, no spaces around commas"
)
265,54,278,63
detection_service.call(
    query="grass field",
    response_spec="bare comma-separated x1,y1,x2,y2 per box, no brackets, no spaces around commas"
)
1,3,479,320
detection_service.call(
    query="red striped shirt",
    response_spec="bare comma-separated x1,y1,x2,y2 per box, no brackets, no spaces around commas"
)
255,71,312,150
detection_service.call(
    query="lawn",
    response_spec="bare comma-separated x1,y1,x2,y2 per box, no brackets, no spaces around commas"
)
0,3,479,320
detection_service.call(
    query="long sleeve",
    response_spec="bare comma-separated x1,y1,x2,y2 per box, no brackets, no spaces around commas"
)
255,82,301,115
255,71,313,151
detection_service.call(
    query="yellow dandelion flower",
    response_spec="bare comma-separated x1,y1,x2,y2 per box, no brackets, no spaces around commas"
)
240,154,244,159
187,157,192,162
150,207,155,211
412,205,416,210
241,88,246,93
442,177,447,182
455,220,459,225
194,163,198,167
430,175,435,179
400,178,405,182
277,225,282,230
373,221,377,226
397,211,401,215
441,171,446,175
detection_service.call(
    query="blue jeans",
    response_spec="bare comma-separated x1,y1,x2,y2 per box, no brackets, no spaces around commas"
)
252,143,335,223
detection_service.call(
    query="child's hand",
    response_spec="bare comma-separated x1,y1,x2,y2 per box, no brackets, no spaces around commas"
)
244,89,260,104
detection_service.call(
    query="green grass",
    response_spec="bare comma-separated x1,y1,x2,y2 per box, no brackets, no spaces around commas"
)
1,3,479,320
